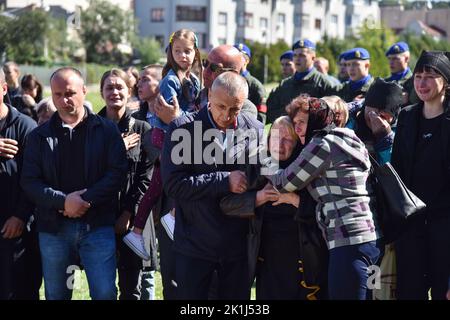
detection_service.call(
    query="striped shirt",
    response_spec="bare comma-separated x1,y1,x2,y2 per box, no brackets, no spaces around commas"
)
267,127,380,249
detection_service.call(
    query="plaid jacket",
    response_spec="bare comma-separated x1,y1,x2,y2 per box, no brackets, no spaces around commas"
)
268,128,380,249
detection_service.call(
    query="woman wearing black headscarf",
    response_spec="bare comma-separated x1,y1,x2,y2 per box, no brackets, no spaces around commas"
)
265,95,381,300
391,50,450,300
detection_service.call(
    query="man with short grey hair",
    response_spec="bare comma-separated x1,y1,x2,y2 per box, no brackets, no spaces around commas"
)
161,71,263,299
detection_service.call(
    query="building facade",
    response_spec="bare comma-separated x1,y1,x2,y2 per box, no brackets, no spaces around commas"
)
380,3,450,42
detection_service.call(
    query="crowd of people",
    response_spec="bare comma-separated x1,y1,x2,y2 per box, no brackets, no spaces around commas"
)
0,29,449,300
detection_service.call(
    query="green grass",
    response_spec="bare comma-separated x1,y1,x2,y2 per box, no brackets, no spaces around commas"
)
39,270,164,300
39,270,256,300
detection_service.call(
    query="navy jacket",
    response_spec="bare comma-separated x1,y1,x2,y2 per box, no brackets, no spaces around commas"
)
20,107,128,233
161,106,264,262
0,104,36,227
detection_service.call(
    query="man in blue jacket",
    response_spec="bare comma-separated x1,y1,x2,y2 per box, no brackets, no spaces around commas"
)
0,69,37,299
161,71,263,299
21,67,128,300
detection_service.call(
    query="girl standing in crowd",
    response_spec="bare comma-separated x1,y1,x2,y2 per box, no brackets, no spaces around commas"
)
391,50,450,300
266,95,381,300
124,29,202,259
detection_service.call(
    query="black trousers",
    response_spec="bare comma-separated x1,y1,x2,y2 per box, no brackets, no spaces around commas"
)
175,253,250,300
0,224,42,300
395,215,450,300
116,236,144,300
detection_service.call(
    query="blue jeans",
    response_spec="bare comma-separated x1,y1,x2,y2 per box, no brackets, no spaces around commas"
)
328,241,380,300
39,220,117,300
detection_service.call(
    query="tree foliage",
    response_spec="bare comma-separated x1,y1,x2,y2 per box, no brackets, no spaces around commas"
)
248,40,290,83
132,36,163,66
79,0,136,64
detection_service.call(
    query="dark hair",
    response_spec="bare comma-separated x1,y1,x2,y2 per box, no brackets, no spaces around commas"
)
100,68,132,96
162,29,203,87
21,74,43,103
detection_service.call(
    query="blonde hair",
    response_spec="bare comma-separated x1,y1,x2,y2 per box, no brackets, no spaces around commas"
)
269,116,298,143
321,95,348,127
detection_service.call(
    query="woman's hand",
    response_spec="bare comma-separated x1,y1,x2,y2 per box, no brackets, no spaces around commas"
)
123,133,140,150
255,183,280,207
272,192,300,208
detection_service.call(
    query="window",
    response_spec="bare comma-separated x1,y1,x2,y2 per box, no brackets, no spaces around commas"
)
315,0,323,5
331,14,338,25
197,33,207,49
218,12,227,25
315,18,321,30
245,13,254,28
278,13,285,25
176,6,207,22
218,38,226,45
261,0,269,4
151,8,164,22
301,14,310,29
260,17,268,29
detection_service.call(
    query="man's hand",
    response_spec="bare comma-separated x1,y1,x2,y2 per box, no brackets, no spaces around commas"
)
115,210,132,235
1,216,25,239
63,189,90,218
368,111,391,138
123,133,140,151
0,138,19,159
272,192,300,208
255,183,280,207
229,170,248,194
155,94,180,125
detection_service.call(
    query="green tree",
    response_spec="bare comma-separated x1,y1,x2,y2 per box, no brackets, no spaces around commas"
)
3,9,50,65
132,36,163,66
79,0,136,65
248,40,290,83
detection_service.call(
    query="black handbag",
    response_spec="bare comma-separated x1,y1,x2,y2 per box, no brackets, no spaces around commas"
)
370,155,426,244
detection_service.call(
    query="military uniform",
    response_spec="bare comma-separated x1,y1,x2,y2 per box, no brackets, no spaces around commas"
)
335,76,374,102
266,39,336,124
266,69,335,123
235,43,268,124
384,42,419,106
335,47,373,102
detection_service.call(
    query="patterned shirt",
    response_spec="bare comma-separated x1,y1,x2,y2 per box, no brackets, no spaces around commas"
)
267,127,380,249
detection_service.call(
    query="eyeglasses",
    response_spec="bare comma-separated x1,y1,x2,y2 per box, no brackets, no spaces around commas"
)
202,59,237,74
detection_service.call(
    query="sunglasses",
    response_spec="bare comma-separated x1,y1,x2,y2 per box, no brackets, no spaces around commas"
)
202,59,237,74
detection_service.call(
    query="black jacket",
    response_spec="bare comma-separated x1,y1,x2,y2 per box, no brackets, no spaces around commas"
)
20,107,128,233
391,102,450,219
98,107,152,215
161,106,264,262
0,104,36,226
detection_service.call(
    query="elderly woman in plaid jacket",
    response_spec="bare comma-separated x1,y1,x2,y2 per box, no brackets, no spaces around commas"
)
265,95,381,300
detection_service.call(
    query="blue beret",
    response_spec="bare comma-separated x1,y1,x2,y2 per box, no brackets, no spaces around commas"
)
292,39,316,51
234,43,251,58
345,48,370,60
338,50,350,61
280,50,294,61
385,42,409,56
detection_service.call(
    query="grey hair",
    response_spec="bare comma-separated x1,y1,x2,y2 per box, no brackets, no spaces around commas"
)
36,97,56,114
211,71,249,99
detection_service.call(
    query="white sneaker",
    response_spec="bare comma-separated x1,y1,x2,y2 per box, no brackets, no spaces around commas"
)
123,232,150,261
